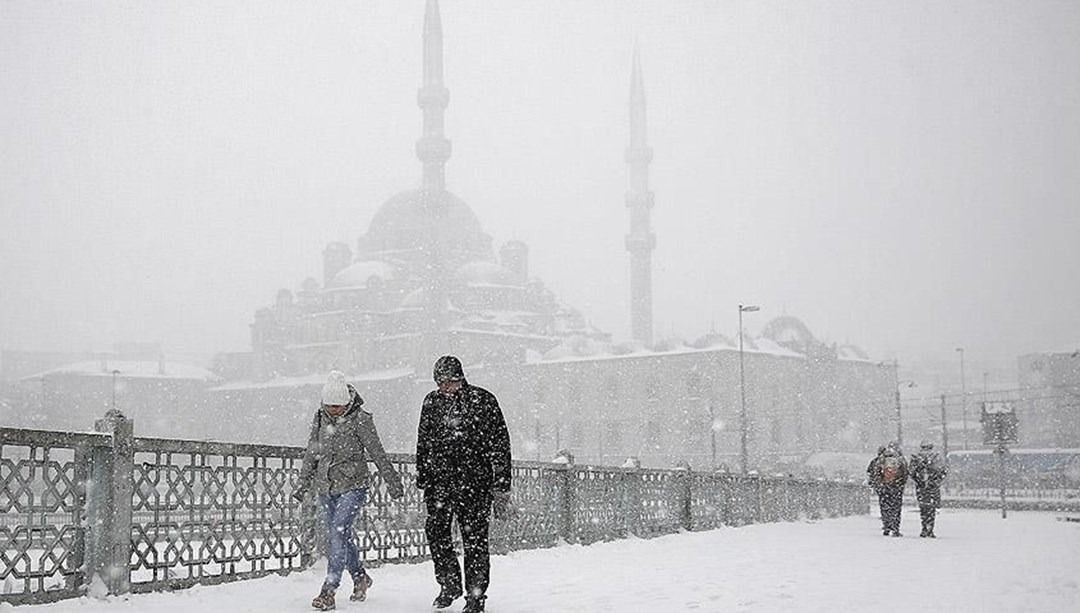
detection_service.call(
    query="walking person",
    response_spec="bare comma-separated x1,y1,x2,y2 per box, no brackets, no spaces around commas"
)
295,370,404,610
910,440,948,537
867,442,908,536
417,356,512,613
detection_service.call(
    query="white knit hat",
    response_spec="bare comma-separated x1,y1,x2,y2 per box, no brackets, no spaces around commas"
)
321,370,351,406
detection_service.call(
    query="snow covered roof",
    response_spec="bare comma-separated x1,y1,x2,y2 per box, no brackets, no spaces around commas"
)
209,367,415,392
27,360,219,382
532,337,811,365
329,260,398,289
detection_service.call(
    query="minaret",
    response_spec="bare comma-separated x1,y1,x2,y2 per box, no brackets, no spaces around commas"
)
416,0,451,191
625,44,656,345
416,0,451,372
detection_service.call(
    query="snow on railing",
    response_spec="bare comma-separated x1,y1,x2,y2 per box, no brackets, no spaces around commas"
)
1,413,868,605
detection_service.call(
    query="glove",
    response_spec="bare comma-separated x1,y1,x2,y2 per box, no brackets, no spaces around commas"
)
387,477,405,500
492,490,511,520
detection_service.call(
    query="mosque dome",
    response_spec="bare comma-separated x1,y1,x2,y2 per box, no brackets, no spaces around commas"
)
330,260,398,288
361,189,492,264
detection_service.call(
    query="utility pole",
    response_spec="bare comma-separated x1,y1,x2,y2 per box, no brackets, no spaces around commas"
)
708,397,717,469
893,359,903,448
738,304,760,474
956,347,968,450
940,394,949,458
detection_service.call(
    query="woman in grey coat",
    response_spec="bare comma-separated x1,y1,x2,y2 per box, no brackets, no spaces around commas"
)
296,371,404,610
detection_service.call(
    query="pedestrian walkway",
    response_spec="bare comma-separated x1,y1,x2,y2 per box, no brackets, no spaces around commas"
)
10,510,1080,613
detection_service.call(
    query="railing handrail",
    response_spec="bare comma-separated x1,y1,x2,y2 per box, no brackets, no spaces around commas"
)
0,425,112,448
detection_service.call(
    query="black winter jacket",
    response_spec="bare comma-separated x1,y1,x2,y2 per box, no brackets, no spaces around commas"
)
415,381,512,496
910,451,948,506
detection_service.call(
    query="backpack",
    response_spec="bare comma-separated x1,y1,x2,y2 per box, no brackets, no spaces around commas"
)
882,456,901,484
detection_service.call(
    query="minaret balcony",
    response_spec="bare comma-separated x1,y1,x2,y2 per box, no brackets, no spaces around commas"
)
625,191,655,210
416,136,452,163
624,233,657,252
624,146,654,164
417,86,450,109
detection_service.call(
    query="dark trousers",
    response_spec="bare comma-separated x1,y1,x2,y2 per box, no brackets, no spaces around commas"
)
425,489,492,598
878,489,903,533
919,504,936,534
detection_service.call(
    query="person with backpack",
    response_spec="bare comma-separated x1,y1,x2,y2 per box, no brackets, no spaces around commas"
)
867,442,908,536
295,370,405,610
909,440,948,537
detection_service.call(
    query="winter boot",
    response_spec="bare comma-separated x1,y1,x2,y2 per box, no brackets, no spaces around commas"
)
350,572,373,602
432,585,463,609
462,595,487,613
311,590,336,611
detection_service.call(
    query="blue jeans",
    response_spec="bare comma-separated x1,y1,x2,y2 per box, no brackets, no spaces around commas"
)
318,488,367,591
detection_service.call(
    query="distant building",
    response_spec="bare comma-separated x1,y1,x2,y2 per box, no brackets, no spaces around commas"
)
204,1,895,469
8,348,218,436
1018,349,1080,447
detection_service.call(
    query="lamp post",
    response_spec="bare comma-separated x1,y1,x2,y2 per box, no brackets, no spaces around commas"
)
883,359,916,448
956,347,967,450
708,397,717,469
110,369,120,413
738,304,760,474
895,378,916,449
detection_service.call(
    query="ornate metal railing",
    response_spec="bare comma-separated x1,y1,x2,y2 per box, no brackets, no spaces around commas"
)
1,414,869,604
0,427,110,605
934,484,1080,512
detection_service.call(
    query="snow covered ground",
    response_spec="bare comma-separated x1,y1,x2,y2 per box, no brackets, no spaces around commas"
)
7,509,1079,612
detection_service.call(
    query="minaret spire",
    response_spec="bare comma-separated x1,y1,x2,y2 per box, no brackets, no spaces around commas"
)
417,0,451,191
625,43,656,345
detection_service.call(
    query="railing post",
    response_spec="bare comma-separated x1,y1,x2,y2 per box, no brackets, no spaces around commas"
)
552,451,577,543
754,476,764,523
674,462,692,531
86,409,134,595
622,466,642,536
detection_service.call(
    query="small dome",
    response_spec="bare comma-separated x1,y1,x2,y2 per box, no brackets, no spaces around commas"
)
330,260,398,288
454,260,519,287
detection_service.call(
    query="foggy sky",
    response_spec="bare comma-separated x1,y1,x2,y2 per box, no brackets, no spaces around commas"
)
1,0,1078,370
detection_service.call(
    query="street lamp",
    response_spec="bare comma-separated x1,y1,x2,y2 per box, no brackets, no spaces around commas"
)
738,304,760,474
895,377,916,449
110,369,121,413
956,347,967,450
881,359,915,448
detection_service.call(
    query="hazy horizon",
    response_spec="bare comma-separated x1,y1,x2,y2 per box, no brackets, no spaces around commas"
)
2,1,1078,372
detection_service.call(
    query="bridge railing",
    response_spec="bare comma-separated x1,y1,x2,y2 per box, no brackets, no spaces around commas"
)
1,411,868,605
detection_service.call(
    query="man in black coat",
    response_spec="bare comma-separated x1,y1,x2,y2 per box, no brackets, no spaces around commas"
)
909,440,948,537
417,356,512,613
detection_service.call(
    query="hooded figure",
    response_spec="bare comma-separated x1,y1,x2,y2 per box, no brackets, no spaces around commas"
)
416,356,512,613
867,442,908,536
297,371,404,610
909,440,948,537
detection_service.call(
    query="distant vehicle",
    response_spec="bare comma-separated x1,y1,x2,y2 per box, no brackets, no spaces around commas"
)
947,448,1080,489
